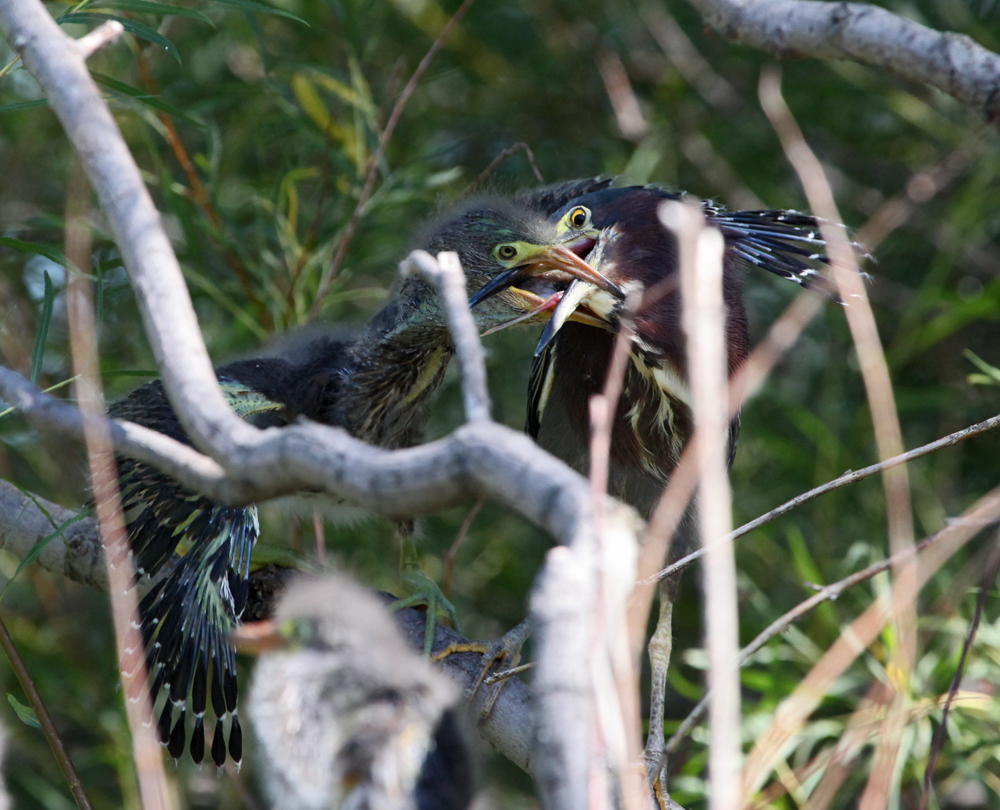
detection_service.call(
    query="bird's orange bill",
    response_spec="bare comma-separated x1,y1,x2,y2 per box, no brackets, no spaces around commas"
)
535,279,602,357
468,243,623,308
231,619,288,655
480,290,608,337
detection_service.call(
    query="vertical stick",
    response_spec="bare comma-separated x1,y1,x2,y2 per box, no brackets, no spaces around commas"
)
64,159,173,810
666,200,741,810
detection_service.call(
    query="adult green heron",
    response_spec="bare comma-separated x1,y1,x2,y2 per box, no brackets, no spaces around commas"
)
471,182,829,786
108,187,622,766
237,573,474,810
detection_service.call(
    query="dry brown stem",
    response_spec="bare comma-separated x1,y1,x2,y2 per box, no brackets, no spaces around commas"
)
759,66,915,807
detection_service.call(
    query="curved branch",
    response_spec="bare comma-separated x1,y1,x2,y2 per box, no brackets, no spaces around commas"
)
688,0,1000,122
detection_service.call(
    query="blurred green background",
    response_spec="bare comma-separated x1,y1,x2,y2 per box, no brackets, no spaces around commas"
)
1,0,999,806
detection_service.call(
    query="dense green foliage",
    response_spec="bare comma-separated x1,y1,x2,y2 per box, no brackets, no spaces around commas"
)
1,0,999,806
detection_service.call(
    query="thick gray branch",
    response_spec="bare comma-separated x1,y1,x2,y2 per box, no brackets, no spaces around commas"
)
0,478,107,591
688,0,1000,122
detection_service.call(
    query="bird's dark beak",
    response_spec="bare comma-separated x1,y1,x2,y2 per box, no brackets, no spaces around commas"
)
469,244,623,309
231,619,289,655
468,266,523,308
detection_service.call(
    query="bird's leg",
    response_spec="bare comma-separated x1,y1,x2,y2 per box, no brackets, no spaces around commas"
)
391,524,461,657
432,618,532,718
645,579,675,806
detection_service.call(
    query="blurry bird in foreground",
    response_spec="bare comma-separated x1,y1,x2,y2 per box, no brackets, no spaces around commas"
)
236,573,474,810
472,183,831,792
106,180,623,766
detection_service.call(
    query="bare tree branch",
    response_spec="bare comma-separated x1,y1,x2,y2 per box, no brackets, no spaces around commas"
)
687,0,1000,123
0,7,650,806
403,250,491,423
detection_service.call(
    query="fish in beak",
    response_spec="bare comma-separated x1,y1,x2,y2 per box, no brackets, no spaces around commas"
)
534,279,602,357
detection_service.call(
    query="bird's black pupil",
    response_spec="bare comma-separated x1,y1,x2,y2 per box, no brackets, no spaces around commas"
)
571,209,586,226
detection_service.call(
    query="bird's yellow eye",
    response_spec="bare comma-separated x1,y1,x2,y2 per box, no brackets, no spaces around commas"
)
568,206,590,229
495,244,519,261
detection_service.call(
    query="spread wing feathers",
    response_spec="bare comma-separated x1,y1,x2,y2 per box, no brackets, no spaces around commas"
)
705,206,831,289
108,370,291,765
134,504,252,766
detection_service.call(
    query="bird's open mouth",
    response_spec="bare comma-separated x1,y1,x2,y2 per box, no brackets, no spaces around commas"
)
479,281,607,337
469,242,621,311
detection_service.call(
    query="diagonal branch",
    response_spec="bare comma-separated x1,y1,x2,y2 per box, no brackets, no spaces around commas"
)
687,0,1000,123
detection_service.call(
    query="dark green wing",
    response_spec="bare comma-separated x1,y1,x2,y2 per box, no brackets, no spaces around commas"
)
109,358,295,766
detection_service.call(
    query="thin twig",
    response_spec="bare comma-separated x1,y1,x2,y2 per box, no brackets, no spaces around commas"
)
654,412,1000,584
665,518,965,755
309,0,477,318
74,20,122,59
919,530,1000,809
444,498,484,599
587,289,645,810
312,507,326,565
0,615,93,809
461,143,544,197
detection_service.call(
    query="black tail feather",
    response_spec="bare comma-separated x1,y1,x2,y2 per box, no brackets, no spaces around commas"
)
709,207,834,290
212,719,226,768
191,715,205,765
133,508,256,766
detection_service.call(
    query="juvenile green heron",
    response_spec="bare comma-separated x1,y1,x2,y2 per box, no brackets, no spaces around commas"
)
471,182,829,787
108,189,622,766
237,573,474,810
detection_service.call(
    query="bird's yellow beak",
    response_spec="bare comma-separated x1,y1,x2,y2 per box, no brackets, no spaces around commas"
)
468,243,623,310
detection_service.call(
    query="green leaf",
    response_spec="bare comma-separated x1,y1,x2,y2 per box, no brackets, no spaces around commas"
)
0,98,49,115
965,349,1000,386
59,12,181,62
89,0,214,26
7,694,41,729
90,72,205,128
0,237,67,267
205,0,307,26
30,271,54,386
